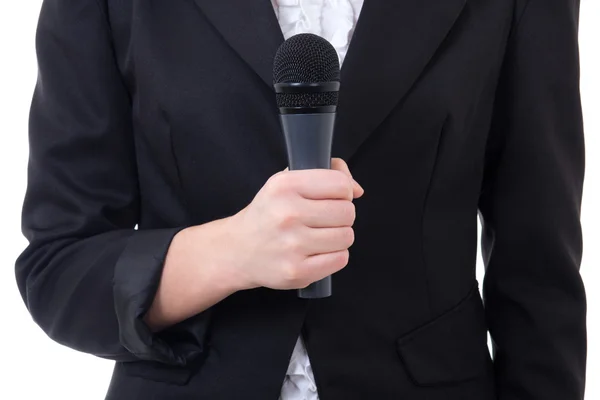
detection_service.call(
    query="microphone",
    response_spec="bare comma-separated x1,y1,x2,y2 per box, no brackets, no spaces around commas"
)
273,33,341,299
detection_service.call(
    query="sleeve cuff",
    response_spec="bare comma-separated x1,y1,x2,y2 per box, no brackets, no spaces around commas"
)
113,227,211,366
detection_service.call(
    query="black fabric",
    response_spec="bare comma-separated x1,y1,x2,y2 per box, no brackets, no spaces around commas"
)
478,0,587,398
397,284,493,386
113,227,212,366
15,0,586,399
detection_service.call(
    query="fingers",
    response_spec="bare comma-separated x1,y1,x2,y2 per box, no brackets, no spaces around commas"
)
301,250,350,281
300,226,355,255
298,199,356,228
331,158,364,199
275,158,364,200
274,169,354,201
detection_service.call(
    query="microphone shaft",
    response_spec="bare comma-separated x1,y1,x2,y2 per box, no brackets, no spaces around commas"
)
279,112,336,299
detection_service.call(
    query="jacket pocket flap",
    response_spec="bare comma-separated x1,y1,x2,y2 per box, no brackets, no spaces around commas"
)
396,285,491,387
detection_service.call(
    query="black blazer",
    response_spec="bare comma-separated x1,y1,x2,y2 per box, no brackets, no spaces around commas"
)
16,0,586,399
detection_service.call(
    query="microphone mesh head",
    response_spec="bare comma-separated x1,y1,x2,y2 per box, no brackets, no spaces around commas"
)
273,33,340,108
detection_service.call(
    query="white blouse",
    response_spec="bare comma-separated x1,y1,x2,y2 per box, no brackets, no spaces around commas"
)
270,1,363,399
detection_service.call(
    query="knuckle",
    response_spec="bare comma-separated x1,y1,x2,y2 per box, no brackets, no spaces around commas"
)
264,175,280,194
333,250,350,269
282,262,302,285
342,227,355,247
274,207,298,229
343,202,356,224
267,173,293,196
284,235,303,254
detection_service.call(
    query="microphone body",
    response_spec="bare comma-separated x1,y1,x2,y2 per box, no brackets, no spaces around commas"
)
280,112,335,299
280,113,335,170
273,33,341,299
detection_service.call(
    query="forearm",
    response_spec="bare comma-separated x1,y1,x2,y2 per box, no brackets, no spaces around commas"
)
143,217,246,332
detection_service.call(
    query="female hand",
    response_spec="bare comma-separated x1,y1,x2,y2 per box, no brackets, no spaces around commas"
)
224,158,364,291
145,158,363,330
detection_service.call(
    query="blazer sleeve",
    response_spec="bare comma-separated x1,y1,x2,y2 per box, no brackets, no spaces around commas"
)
478,0,586,398
15,0,210,366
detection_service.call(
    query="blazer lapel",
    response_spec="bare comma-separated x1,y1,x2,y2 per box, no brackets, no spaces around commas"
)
192,0,284,88
334,0,468,161
192,0,468,162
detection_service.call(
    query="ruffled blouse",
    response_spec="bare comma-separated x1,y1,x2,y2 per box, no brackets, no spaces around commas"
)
271,1,363,399
272,0,363,65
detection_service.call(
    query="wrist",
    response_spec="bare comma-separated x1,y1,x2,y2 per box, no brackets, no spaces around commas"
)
168,221,244,298
212,211,256,292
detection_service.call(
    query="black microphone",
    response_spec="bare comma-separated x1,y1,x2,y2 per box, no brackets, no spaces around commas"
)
273,33,341,299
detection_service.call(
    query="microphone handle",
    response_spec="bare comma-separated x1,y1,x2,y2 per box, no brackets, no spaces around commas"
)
279,112,336,299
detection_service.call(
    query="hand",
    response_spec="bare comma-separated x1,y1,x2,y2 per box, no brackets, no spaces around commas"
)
144,159,363,330
223,158,364,291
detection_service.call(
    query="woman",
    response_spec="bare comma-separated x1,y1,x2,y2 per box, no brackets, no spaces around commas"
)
16,0,586,399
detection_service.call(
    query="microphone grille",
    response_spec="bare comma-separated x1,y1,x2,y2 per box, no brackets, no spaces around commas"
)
273,34,341,84
273,34,340,108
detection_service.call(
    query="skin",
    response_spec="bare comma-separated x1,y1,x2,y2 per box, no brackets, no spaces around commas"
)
144,158,364,332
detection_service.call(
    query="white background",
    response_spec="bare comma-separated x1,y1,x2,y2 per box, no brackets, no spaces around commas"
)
0,1,597,399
